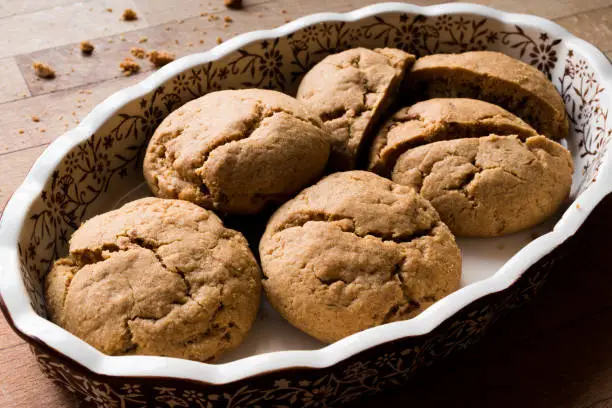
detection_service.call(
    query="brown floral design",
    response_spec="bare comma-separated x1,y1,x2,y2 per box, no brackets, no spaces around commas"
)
5,9,609,408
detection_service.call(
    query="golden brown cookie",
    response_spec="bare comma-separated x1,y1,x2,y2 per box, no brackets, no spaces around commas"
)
406,51,568,140
392,135,573,237
144,89,331,214
259,171,461,343
45,198,261,362
296,48,416,170
368,98,537,176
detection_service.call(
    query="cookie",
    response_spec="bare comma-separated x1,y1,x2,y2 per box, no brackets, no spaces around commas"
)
144,89,331,214
368,98,537,175
259,171,461,343
297,48,416,170
45,198,261,362
392,135,573,237
406,51,569,140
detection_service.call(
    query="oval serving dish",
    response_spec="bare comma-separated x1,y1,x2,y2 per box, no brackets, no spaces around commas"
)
1,3,611,407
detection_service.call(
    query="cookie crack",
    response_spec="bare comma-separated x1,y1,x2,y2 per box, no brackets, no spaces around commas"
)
381,259,422,324
194,103,323,193
122,277,138,354
377,117,532,176
275,211,436,245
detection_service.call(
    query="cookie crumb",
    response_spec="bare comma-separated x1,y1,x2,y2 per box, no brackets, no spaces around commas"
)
224,0,242,9
187,42,194,47
40,128,46,133
224,16,233,22
208,14,219,21
138,36,148,43
175,39,180,45
107,38,114,44
165,26,172,31
199,39,205,44
31,115,41,122
57,115,63,120
106,7,113,12
216,36,223,44
148,50,175,68
122,8,138,21
200,11,209,16
119,34,126,42
223,22,230,28
32,62,56,79
80,40,95,55
281,9,287,13
130,47,147,59
18,129,24,134
119,58,140,76
576,203,581,209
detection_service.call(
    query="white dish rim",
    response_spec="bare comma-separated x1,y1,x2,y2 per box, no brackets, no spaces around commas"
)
1,1,611,385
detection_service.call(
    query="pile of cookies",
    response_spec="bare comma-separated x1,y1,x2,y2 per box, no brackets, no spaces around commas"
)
45,48,573,362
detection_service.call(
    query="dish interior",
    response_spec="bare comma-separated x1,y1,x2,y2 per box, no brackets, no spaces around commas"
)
16,11,610,364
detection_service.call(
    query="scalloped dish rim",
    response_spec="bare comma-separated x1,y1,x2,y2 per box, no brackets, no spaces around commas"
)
0,1,611,385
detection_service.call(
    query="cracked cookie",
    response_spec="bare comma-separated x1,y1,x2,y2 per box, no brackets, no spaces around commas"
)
296,47,416,171
143,89,331,214
368,98,537,176
406,51,569,140
392,135,573,237
259,171,461,343
44,198,261,362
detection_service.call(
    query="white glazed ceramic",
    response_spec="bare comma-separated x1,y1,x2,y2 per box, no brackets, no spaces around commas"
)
0,3,610,407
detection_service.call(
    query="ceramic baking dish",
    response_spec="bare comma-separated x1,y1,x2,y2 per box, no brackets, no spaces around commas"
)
1,2,610,407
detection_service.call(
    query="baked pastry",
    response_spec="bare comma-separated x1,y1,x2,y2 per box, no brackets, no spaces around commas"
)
297,47,416,170
391,135,573,237
368,98,537,175
144,89,331,214
259,171,461,343
406,51,569,139
45,198,261,362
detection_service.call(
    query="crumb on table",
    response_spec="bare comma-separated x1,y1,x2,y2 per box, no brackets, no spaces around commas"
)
18,129,24,134
106,7,113,12
216,36,223,44
148,50,175,68
32,62,56,79
122,8,138,21
224,0,242,9
80,40,95,55
130,47,147,59
224,16,233,22
31,115,40,122
138,36,148,43
119,58,140,76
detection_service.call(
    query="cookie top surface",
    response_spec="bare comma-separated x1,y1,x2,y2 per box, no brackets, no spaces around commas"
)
392,135,573,237
260,171,461,343
408,51,568,139
297,48,415,170
144,89,330,214
45,197,261,362
368,98,537,175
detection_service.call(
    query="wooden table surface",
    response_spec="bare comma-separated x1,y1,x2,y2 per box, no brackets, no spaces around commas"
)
0,1,611,407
